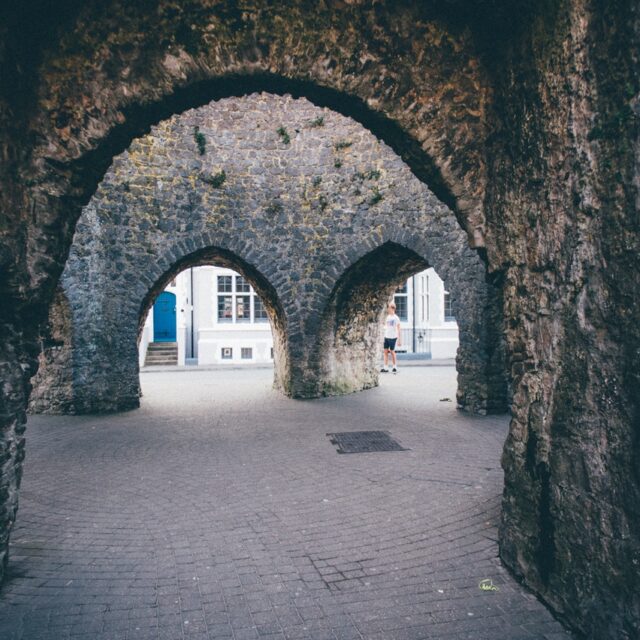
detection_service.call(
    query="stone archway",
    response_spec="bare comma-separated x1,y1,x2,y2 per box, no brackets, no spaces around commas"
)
2,4,493,599
30,93,503,413
1,3,638,637
63,242,289,414
2,2,492,337
313,239,506,414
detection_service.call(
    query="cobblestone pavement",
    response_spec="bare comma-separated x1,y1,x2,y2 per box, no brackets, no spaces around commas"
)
1,367,573,640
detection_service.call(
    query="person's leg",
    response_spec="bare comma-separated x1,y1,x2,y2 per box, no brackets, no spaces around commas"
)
389,339,398,371
383,348,389,368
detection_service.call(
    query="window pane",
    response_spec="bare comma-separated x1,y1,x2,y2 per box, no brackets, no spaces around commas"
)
444,292,455,321
254,296,268,322
241,347,253,360
217,295,233,322
236,275,250,292
217,275,232,292
395,281,408,294
236,295,251,322
221,347,233,359
394,295,408,321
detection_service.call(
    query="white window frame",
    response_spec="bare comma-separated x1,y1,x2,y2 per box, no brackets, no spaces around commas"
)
215,274,266,324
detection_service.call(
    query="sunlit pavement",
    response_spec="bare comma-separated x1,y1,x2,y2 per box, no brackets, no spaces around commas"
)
1,367,572,640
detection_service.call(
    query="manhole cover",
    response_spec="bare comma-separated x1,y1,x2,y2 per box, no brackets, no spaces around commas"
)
327,430,408,454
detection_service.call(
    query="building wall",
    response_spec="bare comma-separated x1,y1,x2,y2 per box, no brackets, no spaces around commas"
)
141,265,459,365
393,268,459,359
141,266,275,366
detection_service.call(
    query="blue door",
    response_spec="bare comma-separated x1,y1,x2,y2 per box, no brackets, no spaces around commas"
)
153,291,177,342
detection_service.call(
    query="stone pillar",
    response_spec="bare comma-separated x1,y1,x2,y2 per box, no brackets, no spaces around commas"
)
28,288,75,414
0,324,39,584
454,273,508,415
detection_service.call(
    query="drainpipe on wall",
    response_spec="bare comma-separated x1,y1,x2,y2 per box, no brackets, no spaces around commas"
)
190,267,195,360
412,275,417,354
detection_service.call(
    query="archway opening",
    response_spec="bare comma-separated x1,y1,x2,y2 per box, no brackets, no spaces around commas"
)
32,90,494,411
140,264,276,370
389,268,459,362
129,247,289,410
313,241,507,414
17,88,508,636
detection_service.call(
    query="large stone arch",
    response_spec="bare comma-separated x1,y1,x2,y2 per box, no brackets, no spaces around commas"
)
1,4,493,601
31,93,504,413
4,2,491,324
0,3,638,637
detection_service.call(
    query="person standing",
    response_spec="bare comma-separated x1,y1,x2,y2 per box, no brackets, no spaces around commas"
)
381,301,401,373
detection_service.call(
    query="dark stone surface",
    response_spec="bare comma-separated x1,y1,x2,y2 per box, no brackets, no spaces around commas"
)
28,289,74,414
0,1,638,637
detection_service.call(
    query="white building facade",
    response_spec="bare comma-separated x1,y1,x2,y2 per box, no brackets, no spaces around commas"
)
140,266,458,367
392,268,459,359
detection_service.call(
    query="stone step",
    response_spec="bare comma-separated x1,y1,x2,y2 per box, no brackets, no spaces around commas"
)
144,342,178,366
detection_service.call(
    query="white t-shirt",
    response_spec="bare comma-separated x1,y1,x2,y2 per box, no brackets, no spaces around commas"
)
384,314,400,339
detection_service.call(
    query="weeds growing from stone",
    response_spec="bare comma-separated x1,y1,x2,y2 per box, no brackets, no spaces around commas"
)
334,140,352,150
369,186,383,205
277,127,291,144
200,170,226,188
193,126,206,155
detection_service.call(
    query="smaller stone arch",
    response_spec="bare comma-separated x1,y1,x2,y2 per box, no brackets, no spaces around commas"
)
137,244,290,391
313,241,428,397
308,234,508,414
65,243,290,414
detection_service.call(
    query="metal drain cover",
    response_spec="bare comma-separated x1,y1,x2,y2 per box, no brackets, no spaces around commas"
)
327,430,408,454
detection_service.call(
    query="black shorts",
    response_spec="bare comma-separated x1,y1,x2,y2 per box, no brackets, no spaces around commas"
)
383,337,397,351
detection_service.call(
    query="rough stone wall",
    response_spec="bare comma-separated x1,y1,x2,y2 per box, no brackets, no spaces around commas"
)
0,2,638,637
482,1,640,636
315,244,429,397
27,288,74,414
33,94,503,413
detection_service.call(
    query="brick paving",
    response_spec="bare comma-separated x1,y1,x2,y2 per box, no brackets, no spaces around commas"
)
1,367,572,639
